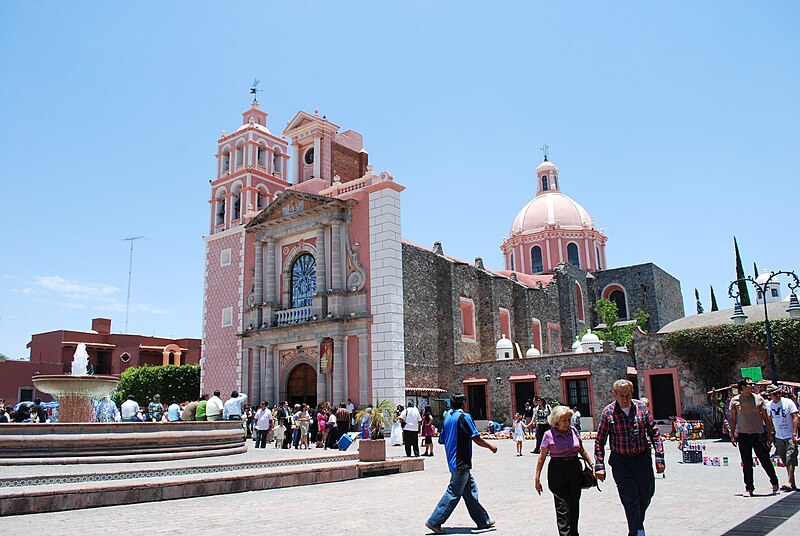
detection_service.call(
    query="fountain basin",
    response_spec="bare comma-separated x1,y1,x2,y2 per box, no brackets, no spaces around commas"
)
0,421,247,464
32,374,120,422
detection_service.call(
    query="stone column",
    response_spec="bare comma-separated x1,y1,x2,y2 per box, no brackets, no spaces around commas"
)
292,144,301,184
261,345,271,405
251,346,261,404
315,227,327,293
313,136,321,178
341,336,349,403
273,347,281,404
265,239,276,303
331,222,343,290
358,332,370,404
332,336,345,403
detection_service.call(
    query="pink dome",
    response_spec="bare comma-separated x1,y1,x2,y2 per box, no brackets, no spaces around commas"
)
510,191,596,236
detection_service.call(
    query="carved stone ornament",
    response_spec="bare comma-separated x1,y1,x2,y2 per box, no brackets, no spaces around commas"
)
346,240,367,291
246,290,256,308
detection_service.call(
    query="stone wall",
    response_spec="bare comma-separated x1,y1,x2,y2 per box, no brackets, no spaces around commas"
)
454,350,634,425
590,262,684,331
402,243,567,394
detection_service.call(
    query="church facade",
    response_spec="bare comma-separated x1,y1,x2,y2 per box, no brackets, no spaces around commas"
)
201,100,684,428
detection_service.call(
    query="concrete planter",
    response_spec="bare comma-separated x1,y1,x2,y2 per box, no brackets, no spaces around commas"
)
358,438,386,462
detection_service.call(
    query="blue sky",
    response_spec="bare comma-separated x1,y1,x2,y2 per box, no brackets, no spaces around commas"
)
1,2,798,359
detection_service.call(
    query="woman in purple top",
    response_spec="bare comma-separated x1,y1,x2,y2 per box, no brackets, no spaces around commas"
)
535,405,594,536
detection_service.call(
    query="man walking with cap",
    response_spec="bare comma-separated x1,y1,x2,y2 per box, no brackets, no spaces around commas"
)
766,384,799,491
730,378,779,496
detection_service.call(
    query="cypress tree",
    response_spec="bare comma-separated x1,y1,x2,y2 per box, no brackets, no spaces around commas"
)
710,285,719,311
753,262,759,278
695,288,704,314
734,237,751,306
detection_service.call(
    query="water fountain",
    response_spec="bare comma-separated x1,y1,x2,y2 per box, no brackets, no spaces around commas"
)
0,343,246,463
31,343,119,422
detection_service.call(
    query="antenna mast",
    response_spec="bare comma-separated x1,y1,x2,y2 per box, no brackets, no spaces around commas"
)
122,236,145,333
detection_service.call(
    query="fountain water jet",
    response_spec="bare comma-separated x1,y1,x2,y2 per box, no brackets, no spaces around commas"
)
32,343,119,422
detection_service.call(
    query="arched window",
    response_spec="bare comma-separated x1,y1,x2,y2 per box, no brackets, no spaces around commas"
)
273,148,282,174
215,190,226,225
609,289,628,320
291,253,316,308
509,252,515,271
235,146,243,167
257,145,268,168
567,243,580,268
596,246,602,271
576,283,585,322
541,176,549,191
256,186,268,210
231,185,241,220
530,245,543,273
222,152,230,172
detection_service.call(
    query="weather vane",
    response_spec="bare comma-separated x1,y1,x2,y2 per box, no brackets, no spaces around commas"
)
250,79,261,103
540,143,550,161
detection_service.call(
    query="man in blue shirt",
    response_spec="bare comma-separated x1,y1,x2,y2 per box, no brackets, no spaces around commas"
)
425,393,497,534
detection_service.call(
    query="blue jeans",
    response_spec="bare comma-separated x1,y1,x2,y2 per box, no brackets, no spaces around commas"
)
427,468,490,528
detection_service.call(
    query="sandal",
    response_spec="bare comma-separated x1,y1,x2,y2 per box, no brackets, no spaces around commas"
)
780,484,797,491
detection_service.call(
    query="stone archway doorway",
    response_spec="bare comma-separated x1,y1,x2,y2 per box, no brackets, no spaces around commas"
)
287,363,317,408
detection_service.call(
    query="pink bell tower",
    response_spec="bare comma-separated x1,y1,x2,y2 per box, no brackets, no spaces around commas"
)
201,99,290,395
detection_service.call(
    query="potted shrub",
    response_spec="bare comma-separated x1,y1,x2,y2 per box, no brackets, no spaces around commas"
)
355,398,395,462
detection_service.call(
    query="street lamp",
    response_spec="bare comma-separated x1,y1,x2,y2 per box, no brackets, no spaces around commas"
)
728,270,800,384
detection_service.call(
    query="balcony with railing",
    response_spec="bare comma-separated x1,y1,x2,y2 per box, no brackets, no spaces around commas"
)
275,305,313,326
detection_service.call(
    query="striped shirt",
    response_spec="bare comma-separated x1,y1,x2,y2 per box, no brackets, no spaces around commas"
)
594,399,664,472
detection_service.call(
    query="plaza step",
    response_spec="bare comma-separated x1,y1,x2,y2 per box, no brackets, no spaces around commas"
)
0,453,424,516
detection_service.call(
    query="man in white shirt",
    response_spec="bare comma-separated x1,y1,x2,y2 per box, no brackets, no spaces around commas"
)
400,400,422,457
223,391,248,420
767,384,799,491
206,390,224,421
254,401,273,448
120,395,140,422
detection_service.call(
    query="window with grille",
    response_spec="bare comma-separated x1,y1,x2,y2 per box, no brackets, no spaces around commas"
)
291,253,316,308
566,378,590,416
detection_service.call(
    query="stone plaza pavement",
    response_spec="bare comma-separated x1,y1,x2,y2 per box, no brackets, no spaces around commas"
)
3,437,800,535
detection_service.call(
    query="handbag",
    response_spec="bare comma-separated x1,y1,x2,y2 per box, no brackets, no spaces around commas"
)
580,458,600,490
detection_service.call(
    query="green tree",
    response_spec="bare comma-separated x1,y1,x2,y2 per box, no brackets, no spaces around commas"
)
593,298,650,348
710,285,719,312
113,364,200,406
0,353,7,361
753,262,759,279
695,288,704,314
734,237,751,306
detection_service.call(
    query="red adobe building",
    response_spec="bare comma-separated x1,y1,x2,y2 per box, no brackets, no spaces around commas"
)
0,318,200,405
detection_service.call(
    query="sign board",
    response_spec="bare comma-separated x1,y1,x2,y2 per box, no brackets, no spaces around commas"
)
740,366,763,382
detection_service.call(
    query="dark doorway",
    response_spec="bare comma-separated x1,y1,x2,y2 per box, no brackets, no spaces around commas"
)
467,384,487,420
649,373,677,420
287,363,317,408
514,382,536,416
96,351,112,375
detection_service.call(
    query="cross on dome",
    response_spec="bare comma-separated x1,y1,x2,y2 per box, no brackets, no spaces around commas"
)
540,143,550,161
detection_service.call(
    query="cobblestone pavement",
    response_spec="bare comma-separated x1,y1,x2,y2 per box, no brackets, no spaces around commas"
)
3,438,799,535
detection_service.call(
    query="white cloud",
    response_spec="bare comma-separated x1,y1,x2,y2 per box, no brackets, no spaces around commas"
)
33,276,119,298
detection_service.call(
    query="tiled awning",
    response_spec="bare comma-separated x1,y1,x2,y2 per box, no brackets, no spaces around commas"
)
462,376,488,384
509,372,538,381
560,369,592,378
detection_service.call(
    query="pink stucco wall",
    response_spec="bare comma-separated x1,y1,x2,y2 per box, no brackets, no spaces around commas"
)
202,231,243,395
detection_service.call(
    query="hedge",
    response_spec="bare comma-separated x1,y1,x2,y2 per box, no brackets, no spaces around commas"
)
112,364,200,406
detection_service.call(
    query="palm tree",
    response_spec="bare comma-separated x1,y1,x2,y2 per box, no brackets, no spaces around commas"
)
355,398,396,439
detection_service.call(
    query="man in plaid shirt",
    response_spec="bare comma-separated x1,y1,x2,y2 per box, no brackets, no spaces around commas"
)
595,379,665,536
